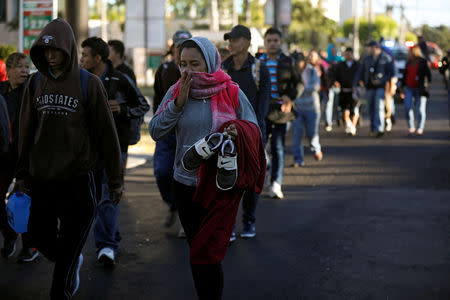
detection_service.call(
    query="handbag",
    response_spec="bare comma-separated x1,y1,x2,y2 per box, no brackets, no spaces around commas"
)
266,102,297,124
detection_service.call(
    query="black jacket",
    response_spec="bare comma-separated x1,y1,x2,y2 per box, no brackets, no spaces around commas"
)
102,60,150,151
116,62,137,84
334,60,360,89
153,60,180,114
222,53,270,142
256,52,300,101
0,80,26,160
401,58,432,96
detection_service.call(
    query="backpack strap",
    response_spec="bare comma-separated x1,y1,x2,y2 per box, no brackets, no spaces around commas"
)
79,68,89,105
251,58,261,90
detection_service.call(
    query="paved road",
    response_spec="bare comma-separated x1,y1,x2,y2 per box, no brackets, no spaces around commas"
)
1,71,450,300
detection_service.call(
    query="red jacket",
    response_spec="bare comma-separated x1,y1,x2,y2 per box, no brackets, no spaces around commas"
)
190,120,265,264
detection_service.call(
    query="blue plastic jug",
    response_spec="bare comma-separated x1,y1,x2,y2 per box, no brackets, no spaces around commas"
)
6,192,31,234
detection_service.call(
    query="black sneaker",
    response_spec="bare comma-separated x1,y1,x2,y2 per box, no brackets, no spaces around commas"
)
216,139,238,191
240,223,256,238
229,231,236,243
17,248,39,263
1,238,17,258
182,132,225,171
164,209,177,228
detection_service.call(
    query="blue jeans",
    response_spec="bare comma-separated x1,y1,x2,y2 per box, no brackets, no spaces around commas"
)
268,122,286,185
292,109,321,165
366,88,385,133
93,152,127,253
404,87,427,131
153,132,176,210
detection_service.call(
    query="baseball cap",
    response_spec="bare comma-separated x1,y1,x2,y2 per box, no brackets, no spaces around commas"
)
224,25,251,41
173,30,192,46
366,40,380,48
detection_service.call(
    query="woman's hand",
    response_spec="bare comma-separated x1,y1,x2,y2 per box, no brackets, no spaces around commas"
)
224,124,238,140
175,70,192,109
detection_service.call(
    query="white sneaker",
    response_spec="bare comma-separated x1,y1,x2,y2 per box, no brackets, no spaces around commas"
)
98,247,115,266
350,125,357,136
386,118,392,132
345,122,352,134
325,125,333,132
269,182,284,199
178,227,186,238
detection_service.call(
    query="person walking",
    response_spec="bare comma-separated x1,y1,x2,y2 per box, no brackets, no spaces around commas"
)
80,36,149,267
258,27,300,199
400,45,432,136
222,24,270,239
108,39,137,84
324,43,344,132
153,30,191,231
0,52,38,262
291,50,323,167
334,47,361,136
12,18,124,299
355,40,394,137
149,36,264,300
0,58,7,81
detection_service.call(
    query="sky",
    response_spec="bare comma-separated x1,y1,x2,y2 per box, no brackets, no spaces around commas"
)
373,0,450,28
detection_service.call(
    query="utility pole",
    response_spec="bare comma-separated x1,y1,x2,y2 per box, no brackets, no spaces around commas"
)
368,0,373,40
65,0,89,47
399,0,405,44
210,0,219,32
100,0,108,41
232,0,239,26
353,0,360,59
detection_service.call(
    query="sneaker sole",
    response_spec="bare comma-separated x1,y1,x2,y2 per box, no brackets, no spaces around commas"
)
5,243,16,258
240,233,256,238
71,254,83,297
18,251,39,262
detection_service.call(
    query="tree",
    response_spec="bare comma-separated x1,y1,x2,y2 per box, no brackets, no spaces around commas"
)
343,15,398,44
421,25,450,52
288,0,338,50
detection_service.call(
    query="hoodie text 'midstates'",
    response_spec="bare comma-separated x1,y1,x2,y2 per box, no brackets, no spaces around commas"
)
35,94,80,115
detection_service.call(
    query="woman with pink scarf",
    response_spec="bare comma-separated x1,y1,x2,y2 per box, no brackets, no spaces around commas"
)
149,37,260,299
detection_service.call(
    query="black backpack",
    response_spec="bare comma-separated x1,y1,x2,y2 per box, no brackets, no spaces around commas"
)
0,94,11,153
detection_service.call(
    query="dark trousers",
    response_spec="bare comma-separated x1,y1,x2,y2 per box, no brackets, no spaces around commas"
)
242,191,259,225
174,180,223,300
28,173,96,300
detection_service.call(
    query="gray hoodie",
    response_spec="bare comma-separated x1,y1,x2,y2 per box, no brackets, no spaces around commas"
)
149,37,258,187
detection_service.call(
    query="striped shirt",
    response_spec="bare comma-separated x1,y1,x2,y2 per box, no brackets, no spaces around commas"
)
260,53,279,100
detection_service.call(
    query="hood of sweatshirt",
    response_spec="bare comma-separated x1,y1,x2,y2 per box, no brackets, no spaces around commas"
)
30,18,78,80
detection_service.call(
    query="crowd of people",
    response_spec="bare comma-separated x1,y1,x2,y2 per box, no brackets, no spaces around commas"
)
0,17,440,300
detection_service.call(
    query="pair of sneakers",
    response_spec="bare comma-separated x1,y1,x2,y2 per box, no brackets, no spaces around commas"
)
182,132,238,191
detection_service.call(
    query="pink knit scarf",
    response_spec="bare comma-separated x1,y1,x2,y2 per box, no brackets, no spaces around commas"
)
161,69,239,132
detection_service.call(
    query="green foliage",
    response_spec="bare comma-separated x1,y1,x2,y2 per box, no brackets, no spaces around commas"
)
238,0,265,29
343,15,398,43
288,0,338,50
0,44,17,60
421,25,450,52
405,32,417,43
167,0,208,19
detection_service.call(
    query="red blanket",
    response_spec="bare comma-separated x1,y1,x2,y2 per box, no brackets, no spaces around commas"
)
190,120,266,264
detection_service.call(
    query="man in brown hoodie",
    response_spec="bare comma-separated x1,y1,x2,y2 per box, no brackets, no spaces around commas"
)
13,18,123,299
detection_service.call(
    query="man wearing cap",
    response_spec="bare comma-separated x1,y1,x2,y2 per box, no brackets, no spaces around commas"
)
153,30,192,232
222,24,270,239
354,40,394,137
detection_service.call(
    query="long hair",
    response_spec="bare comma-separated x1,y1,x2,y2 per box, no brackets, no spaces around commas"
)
407,46,423,64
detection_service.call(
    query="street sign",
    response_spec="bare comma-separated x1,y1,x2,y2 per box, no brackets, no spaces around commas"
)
19,0,58,55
